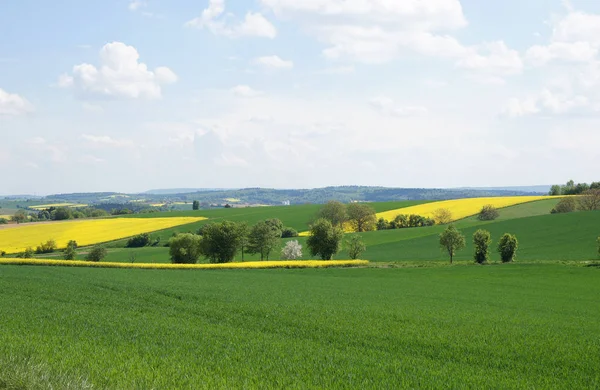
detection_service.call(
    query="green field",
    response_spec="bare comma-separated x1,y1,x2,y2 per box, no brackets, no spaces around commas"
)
1,265,598,389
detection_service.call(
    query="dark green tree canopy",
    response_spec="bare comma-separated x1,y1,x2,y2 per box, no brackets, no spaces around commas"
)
439,225,466,264
306,218,344,260
317,201,348,228
199,221,243,263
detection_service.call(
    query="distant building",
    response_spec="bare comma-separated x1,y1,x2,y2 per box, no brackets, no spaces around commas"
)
282,200,290,206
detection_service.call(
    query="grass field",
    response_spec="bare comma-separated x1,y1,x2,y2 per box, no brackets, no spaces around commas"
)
0,264,598,389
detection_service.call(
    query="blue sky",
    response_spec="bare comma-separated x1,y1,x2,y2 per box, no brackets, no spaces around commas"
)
1,0,600,194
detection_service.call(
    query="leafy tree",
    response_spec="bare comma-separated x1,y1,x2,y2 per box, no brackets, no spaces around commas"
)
346,235,366,260
376,218,389,231
473,229,492,264
281,240,302,260
281,227,298,238
347,203,377,232
433,208,452,225
306,218,344,260
169,233,203,264
392,214,409,229
0,218,8,224
35,239,57,254
37,210,51,221
199,221,243,263
126,233,151,248
89,209,109,218
86,246,107,262
478,205,500,221
12,210,27,224
237,222,249,261
551,197,576,214
63,240,78,260
21,247,34,259
265,218,284,237
317,201,348,228
497,233,518,263
439,225,466,264
52,207,73,221
248,221,281,260
578,189,600,211
192,200,200,211
549,185,562,196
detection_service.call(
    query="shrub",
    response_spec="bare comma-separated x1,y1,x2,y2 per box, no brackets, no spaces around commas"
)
392,214,408,229
551,197,576,214
35,239,57,254
281,240,303,260
52,207,73,221
346,235,366,260
0,250,6,257
578,189,600,211
433,208,453,225
376,218,389,231
18,247,34,259
473,229,492,264
63,240,78,260
169,233,203,264
497,233,518,263
86,246,107,262
281,227,299,238
478,205,499,221
0,218,7,224
126,233,151,248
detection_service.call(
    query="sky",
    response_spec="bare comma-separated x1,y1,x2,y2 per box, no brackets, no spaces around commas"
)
1,0,600,195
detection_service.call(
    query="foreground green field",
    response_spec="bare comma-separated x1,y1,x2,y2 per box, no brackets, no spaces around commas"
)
0,265,598,389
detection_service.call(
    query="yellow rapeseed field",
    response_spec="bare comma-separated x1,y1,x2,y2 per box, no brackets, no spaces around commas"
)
29,203,87,210
0,217,205,254
377,196,553,222
0,259,368,270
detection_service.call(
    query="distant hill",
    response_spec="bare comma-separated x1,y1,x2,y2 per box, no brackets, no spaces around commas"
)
144,188,235,195
453,185,551,194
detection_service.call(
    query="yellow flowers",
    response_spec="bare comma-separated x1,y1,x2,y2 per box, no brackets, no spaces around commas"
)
377,196,553,223
0,217,206,254
0,258,369,270
29,203,87,209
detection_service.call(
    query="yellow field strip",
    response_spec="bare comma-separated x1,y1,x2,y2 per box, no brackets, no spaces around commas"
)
0,259,369,270
29,203,88,209
0,217,206,254
377,196,558,222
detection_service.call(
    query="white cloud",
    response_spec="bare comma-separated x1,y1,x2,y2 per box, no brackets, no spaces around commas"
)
369,97,427,117
82,102,104,113
315,66,355,75
128,0,146,11
186,0,276,39
81,134,134,148
58,42,177,100
0,88,34,116
527,42,598,66
457,41,523,77
231,85,263,98
503,89,593,118
254,55,293,69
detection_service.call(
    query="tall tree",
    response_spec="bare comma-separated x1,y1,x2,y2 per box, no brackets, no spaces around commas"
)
306,218,344,260
347,203,377,232
346,235,366,260
237,222,249,261
200,221,243,263
473,229,492,264
578,189,600,211
169,233,203,264
192,200,200,211
317,201,348,228
247,221,281,260
439,225,466,264
497,233,518,263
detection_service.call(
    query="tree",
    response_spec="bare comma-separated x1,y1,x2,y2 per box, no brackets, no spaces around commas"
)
306,218,344,260
376,218,389,231
63,240,78,260
549,185,562,196
12,210,27,224
473,229,492,264
237,222,249,261
497,233,518,263
478,205,500,221
265,218,284,237
346,235,366,260
393,214,409,229
578,189,600,211
18,247,34,259
192,200,200,211
439,225,466,264
317,200,348,228
199,221,243,263
433,208,452,225
551,197,576,214
347,203,377,232
281,240,303,260
126,233,151,248
52,207,73,221
35,239,57,254
281,227,298,238
86,246,107,262
248,221,281,260
169,233,203,264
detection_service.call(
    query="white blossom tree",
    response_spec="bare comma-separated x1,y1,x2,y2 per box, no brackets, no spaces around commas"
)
281,240,302,260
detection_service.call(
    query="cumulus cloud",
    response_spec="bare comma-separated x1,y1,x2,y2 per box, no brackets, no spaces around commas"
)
186,0,276,39
253,55,293,69
502,90,593,118
0,88,33,116
81,134,134,148
369,97,427,117
58,42,177,100
231,85,263,98
128,0,146,11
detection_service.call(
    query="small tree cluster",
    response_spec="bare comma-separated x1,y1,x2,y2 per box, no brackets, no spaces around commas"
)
549,180,600,196
478,205,499,221
35,239,57,254
126,233,152,248
192,200,200,211
376,214,435,230
577,189,600,211
317,201,377,233
86,246,107,262
438,226,518,264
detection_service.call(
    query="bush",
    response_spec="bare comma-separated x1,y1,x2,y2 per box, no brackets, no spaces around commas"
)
0,218,7,224
126,233,151,248
281,240,303,260
0,250,6,257
18,247,34,259
433,208,452,225
63,240,78,260
551,197,576,214
281,227,299,238
52,207,73,221
376,218,389,231
497,233,518,263
392,214,408,229
473,229,492,264
346,235,366,260
478,205,499,221
169,233,203,264
86,246,107,262
35,239,57,254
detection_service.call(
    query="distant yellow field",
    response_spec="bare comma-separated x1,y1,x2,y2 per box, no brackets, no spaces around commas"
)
29,203,88,210
224,198,241,203
377,196,554,222
0,215,11,219
0,217,205,254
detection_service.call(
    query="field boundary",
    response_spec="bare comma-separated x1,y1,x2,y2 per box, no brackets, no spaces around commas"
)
0,259,369,270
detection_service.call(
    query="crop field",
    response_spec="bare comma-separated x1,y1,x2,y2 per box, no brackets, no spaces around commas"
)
377,195,553,222
28,203,88,210
0,217,205,254
0,264,598,389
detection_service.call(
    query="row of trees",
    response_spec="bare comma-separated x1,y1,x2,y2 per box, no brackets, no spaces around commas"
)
549,180,600,196
439,225,518,264
551,190,600,213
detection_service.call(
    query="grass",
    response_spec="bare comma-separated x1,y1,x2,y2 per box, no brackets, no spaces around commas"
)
0,264,598,388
